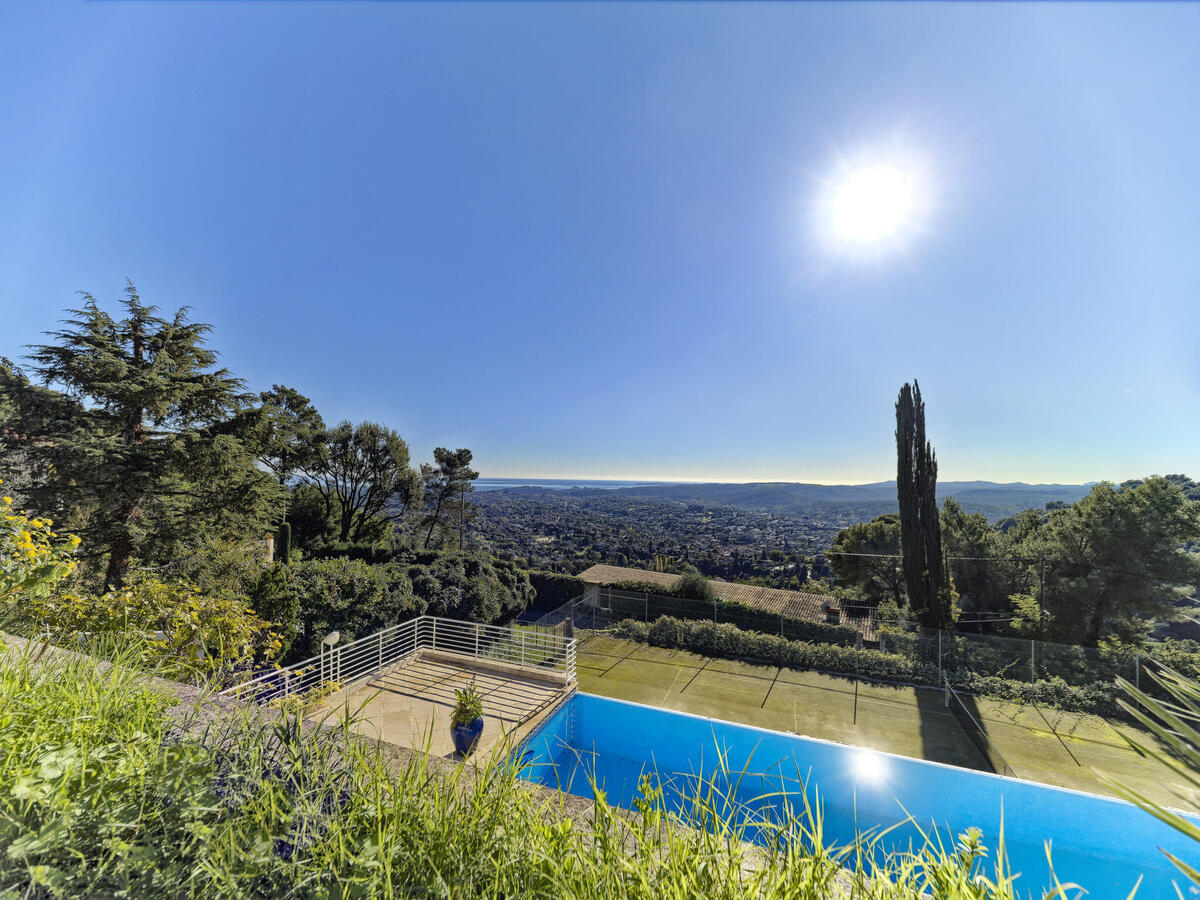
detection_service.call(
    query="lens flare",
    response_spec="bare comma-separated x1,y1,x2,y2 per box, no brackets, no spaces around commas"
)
852,749,889,784
830,165,915,243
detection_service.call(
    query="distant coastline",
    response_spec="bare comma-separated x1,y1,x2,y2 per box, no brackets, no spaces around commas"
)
475,477,686,492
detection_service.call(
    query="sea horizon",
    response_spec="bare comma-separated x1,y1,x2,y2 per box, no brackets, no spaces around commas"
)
474,477,689,492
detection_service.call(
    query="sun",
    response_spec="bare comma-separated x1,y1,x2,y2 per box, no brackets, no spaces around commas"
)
829,165,915,244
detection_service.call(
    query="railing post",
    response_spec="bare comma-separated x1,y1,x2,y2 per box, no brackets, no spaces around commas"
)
475,622,480,658
432,618,437,652
521,633,526,667
378,630,383,672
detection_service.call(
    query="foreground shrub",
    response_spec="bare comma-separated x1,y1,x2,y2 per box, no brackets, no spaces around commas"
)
14,577,280,682
0,484,78,602
0,645,1073,899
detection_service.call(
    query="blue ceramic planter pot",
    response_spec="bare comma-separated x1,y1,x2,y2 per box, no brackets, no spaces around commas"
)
451,716,484,756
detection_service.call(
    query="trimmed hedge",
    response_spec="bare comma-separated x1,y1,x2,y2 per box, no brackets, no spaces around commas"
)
613,616,1129,719
615,617,931,682
603,585,862,647
949,672,1121,719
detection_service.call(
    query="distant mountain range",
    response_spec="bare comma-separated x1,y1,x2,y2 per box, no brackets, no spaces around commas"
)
605,481,1095,521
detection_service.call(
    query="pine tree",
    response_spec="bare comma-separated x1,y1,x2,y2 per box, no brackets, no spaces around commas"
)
419,448,479,550
895,381,951,629
255,385,325,490
16,283,284,586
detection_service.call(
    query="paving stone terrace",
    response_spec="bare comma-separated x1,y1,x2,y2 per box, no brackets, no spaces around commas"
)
311,649,572,759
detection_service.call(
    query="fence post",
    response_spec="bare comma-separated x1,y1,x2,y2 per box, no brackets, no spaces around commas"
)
378,631,383,671
521,633,527,666
432,618,437,652
475,622,480,657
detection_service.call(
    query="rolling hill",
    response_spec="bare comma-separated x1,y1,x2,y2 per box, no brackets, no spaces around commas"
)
606,480,1095,521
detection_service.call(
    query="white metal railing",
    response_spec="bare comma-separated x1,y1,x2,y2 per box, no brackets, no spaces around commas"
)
220,615,576,704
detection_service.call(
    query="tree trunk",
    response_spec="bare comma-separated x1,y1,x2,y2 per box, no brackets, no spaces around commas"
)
105,527,136,589
424,491,446,549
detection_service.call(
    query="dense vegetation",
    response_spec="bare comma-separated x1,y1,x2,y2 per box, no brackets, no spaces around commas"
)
0,289,533,675
833,478,1200,646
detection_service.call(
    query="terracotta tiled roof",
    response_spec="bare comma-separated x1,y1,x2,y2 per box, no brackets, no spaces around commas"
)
576,565,679,589
576,564,877,641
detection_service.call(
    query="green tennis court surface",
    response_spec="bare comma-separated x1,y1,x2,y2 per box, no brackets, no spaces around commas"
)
575,632,1191,811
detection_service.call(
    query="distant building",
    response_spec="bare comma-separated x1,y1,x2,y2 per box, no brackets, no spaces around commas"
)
575,564,877,643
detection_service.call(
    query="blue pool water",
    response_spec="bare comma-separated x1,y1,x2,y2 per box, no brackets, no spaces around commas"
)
518,693,1198,899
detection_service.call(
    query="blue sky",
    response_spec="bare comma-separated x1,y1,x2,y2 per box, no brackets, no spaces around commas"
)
2,2,1198,485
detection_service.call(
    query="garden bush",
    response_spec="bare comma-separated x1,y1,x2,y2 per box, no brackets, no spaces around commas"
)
397,550,532,623
0,484,78,601
14,577,279,683
289,557,424,659
288,551,532,659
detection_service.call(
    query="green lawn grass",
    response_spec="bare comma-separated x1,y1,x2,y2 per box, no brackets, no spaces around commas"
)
576,632,1192,811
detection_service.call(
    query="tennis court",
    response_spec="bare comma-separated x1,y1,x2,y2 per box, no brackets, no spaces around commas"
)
575,632,1191,810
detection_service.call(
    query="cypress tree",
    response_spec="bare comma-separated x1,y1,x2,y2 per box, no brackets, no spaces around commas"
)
895,381,951,628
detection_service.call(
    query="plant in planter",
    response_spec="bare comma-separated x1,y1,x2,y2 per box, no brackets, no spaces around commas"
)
450,681,485,757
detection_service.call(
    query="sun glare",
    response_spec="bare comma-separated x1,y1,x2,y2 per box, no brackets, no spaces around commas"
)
831,165,915,243
808,148,933,262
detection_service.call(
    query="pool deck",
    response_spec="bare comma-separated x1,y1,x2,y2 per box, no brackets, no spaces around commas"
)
310,649,572,759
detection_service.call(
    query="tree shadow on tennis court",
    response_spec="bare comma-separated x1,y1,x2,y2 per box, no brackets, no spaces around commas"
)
914,685,993,773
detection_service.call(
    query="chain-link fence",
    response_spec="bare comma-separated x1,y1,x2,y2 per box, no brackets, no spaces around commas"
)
584,586,867,645
878,621,1144,689
522,588,1151,697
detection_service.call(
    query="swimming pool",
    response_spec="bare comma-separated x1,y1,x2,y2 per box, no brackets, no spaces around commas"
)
517,692,1198,899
